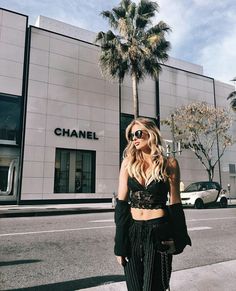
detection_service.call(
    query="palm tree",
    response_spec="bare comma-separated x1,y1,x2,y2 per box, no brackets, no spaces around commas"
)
227,77,236,112
95,0,171,118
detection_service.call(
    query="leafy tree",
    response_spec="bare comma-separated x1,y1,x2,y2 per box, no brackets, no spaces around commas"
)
227,77,236,112
95,0,171,118
162,102,233,182
227,91,236,111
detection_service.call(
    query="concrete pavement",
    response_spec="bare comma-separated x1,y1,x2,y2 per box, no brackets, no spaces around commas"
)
1,199,236,290
79,259,236,291
0,198,235,218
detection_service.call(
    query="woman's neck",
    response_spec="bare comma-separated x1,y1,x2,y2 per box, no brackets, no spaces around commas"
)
142,150,152,163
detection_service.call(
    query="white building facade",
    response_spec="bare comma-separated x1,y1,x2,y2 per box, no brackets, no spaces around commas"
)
0,8,235,203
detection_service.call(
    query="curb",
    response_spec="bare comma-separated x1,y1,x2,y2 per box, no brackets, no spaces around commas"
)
0,207,114,218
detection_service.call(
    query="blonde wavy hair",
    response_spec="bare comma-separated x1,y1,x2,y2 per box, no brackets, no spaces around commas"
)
124,117,167,185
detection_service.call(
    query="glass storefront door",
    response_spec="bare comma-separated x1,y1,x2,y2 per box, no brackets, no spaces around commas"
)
0,147,20,201
0,95,22,202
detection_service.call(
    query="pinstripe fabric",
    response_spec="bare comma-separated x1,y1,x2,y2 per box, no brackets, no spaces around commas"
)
124,217,172,291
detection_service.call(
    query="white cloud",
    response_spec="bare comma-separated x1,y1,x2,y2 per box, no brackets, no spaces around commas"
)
157,0,236,84
1,0,236,85
157,0,190,50
198,26,236,83
192,0,219,6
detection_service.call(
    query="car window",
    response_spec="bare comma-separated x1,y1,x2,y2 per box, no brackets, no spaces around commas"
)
200,184,207,190
185,183,200,192
212,182,221,190
208,183,215,190
207,182,219,190
184,182,221,192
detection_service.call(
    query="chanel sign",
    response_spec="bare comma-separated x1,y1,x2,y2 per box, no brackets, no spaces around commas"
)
54,128,99,140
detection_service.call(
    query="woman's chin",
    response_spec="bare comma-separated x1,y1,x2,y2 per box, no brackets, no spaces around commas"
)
134,144,141,150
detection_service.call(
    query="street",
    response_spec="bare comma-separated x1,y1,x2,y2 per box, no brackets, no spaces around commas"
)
1,207,236,290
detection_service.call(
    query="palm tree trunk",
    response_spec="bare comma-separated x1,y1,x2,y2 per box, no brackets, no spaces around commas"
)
132,74,139,118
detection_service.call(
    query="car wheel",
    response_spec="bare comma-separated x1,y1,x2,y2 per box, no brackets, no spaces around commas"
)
195,198,204,209
220,197,228,208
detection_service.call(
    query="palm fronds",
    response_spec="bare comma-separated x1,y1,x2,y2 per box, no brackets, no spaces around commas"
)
96,0,171,117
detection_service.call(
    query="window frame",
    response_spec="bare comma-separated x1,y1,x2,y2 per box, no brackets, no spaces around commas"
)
0,95,21,146
54,148,96,194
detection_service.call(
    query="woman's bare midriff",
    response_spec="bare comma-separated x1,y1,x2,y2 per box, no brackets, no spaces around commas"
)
131,207,166,221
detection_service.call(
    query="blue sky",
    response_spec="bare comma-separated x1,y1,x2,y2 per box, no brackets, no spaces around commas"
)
1,0,236,85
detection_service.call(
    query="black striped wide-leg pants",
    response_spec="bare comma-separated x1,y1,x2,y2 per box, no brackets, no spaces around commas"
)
124,217,172,291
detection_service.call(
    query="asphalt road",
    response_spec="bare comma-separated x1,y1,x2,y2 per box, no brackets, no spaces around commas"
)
1,207,236,290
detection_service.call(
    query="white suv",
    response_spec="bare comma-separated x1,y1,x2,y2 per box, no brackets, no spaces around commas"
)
181,181,228,209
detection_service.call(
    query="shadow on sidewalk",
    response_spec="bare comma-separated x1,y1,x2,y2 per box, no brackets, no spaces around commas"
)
6,275,125,291
0,259,42,267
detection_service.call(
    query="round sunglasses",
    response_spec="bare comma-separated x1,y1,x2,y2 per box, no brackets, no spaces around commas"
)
128,129,145,141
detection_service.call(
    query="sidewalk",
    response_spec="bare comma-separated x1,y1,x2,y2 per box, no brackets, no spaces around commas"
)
0,199,235,218
0,202,114,218
79,259,236,291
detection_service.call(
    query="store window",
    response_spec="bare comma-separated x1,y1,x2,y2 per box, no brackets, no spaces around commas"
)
229,164,236,174
54,148,95,193
0,96,21,145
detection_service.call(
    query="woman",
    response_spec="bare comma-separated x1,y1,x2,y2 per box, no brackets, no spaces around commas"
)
114,117,191,291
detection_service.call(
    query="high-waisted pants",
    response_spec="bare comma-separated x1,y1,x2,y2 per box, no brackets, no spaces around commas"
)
124,217,172,291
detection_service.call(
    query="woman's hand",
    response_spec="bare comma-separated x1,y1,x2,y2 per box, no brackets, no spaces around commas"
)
162,239,176,254
116,256,128,266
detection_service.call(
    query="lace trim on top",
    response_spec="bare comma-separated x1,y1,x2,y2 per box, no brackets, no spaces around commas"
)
130,190,167,209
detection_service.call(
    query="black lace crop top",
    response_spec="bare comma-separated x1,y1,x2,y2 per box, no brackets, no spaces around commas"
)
128,176,169,209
